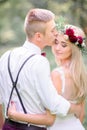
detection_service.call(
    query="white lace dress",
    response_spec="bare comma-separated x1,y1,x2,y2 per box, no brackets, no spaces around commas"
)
47,67,85,130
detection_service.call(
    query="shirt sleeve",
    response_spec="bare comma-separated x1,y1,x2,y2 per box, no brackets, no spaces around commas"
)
0,95,2,104
32,56,70,117
0,52,9,104
0,79,3,104
0,72,3,104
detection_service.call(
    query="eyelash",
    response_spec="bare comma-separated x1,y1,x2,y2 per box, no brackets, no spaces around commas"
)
55,40,67,47
62,44,67,47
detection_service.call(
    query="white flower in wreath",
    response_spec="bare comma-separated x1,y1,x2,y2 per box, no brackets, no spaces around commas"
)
75,42,79,45
64,34,69,40
82,42,86,47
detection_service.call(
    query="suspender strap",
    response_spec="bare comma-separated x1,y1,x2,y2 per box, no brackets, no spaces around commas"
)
6,52,35,115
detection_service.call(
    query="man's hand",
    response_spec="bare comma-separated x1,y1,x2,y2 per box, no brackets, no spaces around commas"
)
69,103,82,118
73,103,82,118
79,101,85,123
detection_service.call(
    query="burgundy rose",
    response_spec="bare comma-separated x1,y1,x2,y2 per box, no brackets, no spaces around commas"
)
65,28,74,36
69,35,77,43
64,27,85,48
77,36,83,44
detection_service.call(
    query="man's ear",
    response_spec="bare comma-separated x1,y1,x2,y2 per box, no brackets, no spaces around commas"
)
35,32,43,42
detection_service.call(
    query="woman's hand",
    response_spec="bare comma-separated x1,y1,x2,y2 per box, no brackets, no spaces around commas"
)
8,101,17,120
45,110,56,125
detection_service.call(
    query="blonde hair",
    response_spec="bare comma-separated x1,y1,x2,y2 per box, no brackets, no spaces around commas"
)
69,45,87,102
24,8,55,38
65,25,87,102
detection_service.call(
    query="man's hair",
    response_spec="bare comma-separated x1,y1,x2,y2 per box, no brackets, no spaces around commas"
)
24,8,55,38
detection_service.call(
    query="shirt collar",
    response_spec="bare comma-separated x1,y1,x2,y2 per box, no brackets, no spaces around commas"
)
23,40,41,54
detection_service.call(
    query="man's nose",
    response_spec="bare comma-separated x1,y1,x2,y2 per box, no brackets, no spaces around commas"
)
54,30,59,37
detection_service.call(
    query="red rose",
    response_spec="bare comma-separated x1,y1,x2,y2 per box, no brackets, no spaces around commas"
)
65,28,74,36
69,35,77,43
77,36,83,44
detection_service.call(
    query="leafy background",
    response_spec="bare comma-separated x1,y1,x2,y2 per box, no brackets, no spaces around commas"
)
0,0,87,129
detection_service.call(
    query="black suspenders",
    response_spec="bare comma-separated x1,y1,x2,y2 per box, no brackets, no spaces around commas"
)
6,52,35,115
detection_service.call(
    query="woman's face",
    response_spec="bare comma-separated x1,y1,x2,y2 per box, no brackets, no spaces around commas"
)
52,34,72,61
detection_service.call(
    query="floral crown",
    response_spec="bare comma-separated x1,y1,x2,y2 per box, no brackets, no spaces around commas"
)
56,17,86,49
64,27,86,49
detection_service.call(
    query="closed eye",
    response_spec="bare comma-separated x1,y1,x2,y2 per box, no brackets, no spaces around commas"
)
61,41,68,47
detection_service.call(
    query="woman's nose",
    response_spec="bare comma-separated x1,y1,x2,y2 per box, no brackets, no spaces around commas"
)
56,43,61,50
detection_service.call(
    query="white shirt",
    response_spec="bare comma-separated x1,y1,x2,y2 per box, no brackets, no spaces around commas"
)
0,41,70,122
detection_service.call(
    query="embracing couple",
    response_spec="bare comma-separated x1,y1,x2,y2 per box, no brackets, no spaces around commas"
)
0,8,87,130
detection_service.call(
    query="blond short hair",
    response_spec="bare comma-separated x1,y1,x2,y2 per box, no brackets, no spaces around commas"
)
24,8,55,38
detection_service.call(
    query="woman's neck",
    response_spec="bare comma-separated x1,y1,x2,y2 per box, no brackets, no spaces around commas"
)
61,59,71,69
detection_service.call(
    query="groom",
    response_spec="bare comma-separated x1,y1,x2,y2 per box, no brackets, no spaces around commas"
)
0,8,82,130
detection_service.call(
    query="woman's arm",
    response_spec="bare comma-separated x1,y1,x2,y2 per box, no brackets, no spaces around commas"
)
8,102,55,126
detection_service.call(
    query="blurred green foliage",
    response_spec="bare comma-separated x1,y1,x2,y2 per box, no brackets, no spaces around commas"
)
0,0,87,46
